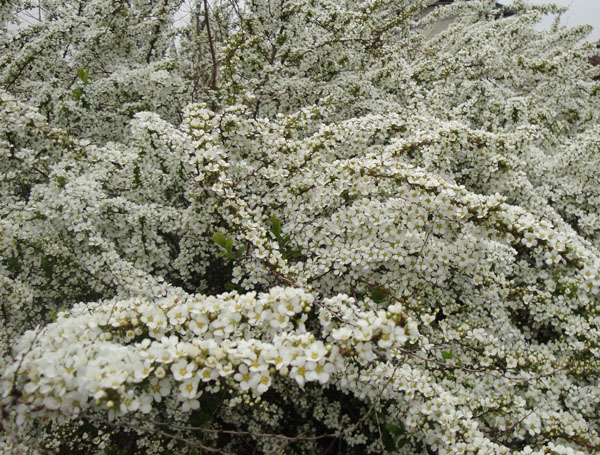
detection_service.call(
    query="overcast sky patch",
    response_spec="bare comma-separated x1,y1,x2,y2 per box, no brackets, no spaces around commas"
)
502,0,600,42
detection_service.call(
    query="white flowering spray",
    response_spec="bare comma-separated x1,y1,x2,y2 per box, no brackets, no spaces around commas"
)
1,0,600,454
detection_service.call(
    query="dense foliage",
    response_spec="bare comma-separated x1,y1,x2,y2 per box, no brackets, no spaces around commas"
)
1,0,600,453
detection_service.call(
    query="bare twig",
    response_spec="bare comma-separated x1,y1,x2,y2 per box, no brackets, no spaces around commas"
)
204,0,218,90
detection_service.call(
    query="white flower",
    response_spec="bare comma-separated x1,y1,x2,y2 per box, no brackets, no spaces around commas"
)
290,365,308,388
141,307,167,330
181,399,200,412
198,366,218,382
179,377,200,400
167,305,189,326
119,391,140,414
148,377,171,402
171,359,196,381
305,342,328,363
189,314,209,335
331,327,353,341
249,371,271,394
305,361,335,384
131,360,153,383
233,364,253,391
138,394,153,414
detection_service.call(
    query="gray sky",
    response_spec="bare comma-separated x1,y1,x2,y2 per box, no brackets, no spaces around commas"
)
503,0,600,42
11,1,600,43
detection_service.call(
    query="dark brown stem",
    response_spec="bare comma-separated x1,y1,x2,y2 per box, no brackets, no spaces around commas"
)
204,0,218,90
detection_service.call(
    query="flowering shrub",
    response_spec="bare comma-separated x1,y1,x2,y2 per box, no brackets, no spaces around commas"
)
1,0,600,454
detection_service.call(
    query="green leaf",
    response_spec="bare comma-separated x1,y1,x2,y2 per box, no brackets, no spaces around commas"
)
381,426,396,451
40,256,53,280
133,165,141,187
189,409,210,427
211,232,229,250
382,423,406,450
55,176,67,188
6,256,21,274
224,282,245,292
282,246,303,260
370,287,388,303
77,68,89,84
441,350,453,361
71,87,84,101
212,232,245,260
385,422,405,436
190,393,220,428
270,214,282,239
396,437,409,449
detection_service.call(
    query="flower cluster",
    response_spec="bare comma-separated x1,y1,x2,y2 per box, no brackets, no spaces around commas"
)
3,287,419,417
2,0,600,454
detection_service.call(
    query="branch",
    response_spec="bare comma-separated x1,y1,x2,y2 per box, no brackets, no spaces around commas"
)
204,0,218,90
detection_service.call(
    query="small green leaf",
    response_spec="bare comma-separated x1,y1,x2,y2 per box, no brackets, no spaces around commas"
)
189,410,211,427
77,68,89,84
275,33,287,45
385,422,405,436
6,256,21,274
212,232,244,260
211,232,229,250
270,214,282,238
133,165,141,187
55,176,67,188
41,256,53,280
382,422,406,450
396,437,409,449
282,246,303,260
190,393,220,427
381,426,396,451
71,87,84,101
224,283,245,292
370,287,388,303
441,350,453,361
